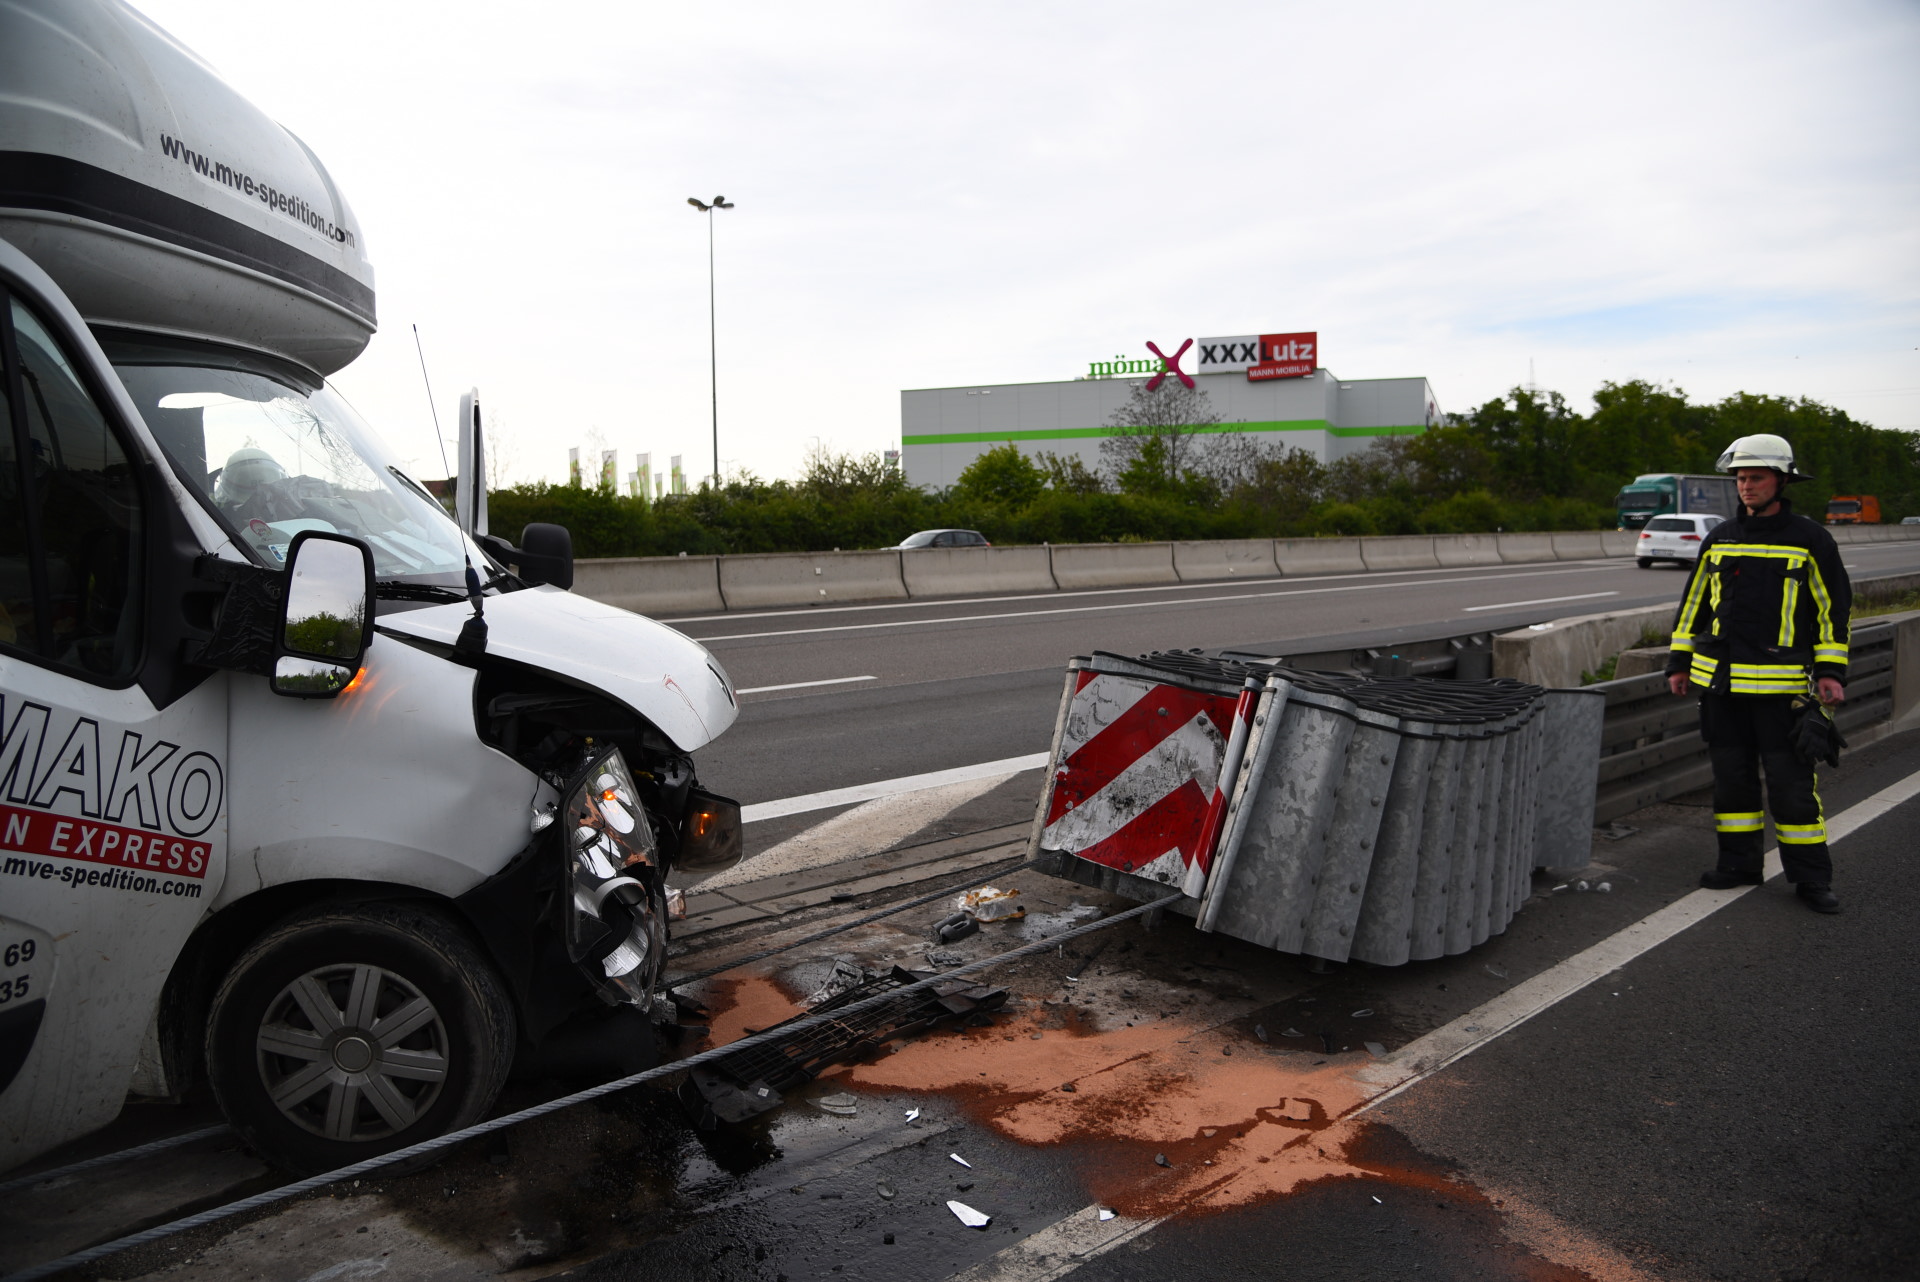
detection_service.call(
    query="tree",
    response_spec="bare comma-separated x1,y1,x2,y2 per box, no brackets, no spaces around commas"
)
1099,380,1221,493
955,442,1046,507
1038,451,1105,495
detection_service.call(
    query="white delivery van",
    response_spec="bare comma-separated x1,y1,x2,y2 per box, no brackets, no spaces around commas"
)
0,0,740,1174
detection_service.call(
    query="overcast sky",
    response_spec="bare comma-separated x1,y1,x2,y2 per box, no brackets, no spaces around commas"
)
136,0,1919,489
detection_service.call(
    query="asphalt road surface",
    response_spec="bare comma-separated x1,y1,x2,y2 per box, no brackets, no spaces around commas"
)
7,546,1918,1282
686,543,1920,805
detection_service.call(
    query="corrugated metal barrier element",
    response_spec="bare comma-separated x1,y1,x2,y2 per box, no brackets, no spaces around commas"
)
1032,652,1604,966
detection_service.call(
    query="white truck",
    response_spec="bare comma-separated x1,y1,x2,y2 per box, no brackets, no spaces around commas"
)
0,0,740,1174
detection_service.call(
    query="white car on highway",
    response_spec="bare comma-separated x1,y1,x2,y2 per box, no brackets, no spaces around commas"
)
1636,513,1723,568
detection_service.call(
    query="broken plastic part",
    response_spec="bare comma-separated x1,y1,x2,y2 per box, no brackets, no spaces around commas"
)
904,1108,921,1122
949,1153,972,1169
877,1180,897,1200
1597,882,1612,892
1154,1153,1170,1167
1282,1027,1304,1038
948,1201,992,1229
664,886,686,921
1098,1208,1117,1221
1484,964,1508,980
1254,1024,1269,1042
1364,1041,1386,1057
1352,1008,1374,1018
814,1092,858,1117
958,886,1026,921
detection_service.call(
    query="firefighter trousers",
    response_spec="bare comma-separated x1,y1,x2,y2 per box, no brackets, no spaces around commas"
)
1701,693,1832,886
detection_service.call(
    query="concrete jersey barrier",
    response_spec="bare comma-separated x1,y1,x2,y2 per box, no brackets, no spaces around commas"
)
1274,537,1367,576
569,555,724,614
1432,534,1503,568
567,520,1830,614
1360,535,1439,572
901,545,1056,598
1048,542,1177,589
1497,532,1558,564
1173,538,1281,581
1551,531,1608,559
718,549,907,609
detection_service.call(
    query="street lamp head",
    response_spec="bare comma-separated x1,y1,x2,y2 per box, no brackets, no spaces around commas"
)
687,197,710,211
713,196,734,209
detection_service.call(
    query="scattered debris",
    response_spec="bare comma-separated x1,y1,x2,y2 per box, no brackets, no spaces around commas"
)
948,1201,992,1229
1484,964,1508,980
1060,1083,1077,1092
1351,1009,1374,1018
1364,1041,1386,1057
877,1181,897,1201
830,891,856,903
1154,1153,1171,1168
928,951,966,967
1596,822,1639,841
805,959,870,1007
956,1182,974,1192
1281,1099,1313,1121
1098,1208,1117,1222
1597,882,1613,893
958,886,1026,921
1254,1024,1269,1043
1282,1027,1304,1038
664,886,687,920
950,1154,972,1169
814,1093,859,1117
680,967,1008,1127
884,1233,895,1244
1373,1195,1384,1204
1576,880,1590,892
1550,883,1569,892
904,1108,921,1123
933,912,980,944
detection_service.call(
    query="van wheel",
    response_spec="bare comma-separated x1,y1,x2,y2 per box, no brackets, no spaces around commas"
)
1636,557,1653,568
207,903,515,1176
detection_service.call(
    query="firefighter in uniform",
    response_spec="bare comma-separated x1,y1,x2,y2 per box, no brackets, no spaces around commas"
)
1665,434,1850,913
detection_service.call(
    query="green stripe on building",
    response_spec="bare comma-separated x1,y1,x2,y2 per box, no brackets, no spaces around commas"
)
902,420,1426,445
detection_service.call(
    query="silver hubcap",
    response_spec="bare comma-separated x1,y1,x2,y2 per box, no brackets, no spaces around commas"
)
256,963,449,1142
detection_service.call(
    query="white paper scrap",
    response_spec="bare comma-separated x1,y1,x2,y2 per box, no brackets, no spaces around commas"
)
948,1200,992,1229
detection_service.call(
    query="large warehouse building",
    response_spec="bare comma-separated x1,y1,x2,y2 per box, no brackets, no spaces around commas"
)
899,331,1441,489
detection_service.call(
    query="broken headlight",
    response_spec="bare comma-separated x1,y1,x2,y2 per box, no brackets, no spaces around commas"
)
563,746,667,1007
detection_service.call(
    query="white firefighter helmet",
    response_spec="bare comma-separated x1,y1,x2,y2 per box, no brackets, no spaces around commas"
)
213,446,287,506
1714,433,1810,483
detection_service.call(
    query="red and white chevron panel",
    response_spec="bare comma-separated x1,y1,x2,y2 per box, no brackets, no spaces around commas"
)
1039,669,1239,888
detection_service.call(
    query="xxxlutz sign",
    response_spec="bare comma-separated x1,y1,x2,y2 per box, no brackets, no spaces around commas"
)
1087,332,1318,384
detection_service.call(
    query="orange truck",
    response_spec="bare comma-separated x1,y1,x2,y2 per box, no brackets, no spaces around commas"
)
1826,496,1881,524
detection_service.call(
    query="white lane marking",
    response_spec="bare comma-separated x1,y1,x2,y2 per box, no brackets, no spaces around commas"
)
664,559,1628,626
696,567,1615,644
734,675,877,695
741,753,1050,824
698,773,1014,892
1462,591,1619,612
946,762,1920,1282
943,1203,1162,1282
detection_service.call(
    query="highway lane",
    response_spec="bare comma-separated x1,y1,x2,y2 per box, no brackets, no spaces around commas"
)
687,542,1920,807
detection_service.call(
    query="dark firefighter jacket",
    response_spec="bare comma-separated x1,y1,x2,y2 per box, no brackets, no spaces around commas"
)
1665,497,1851,696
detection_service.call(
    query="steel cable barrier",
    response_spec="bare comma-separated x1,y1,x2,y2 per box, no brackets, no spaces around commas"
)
1027,650,1603,967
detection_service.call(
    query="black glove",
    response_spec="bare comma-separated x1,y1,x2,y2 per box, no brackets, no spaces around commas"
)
1789,696,1846,768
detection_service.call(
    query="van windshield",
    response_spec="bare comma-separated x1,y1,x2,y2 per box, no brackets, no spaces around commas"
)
105,337,474,582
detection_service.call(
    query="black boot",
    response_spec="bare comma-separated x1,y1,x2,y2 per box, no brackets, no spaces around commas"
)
1795,884,1841,914
1700,868,1764,889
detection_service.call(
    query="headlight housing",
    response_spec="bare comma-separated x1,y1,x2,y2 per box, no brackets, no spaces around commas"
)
563,746,666,1008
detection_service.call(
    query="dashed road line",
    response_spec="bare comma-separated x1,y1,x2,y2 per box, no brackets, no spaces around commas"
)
735,675,876,695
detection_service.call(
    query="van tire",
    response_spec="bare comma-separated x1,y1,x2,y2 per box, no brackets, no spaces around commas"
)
206,902,515,1176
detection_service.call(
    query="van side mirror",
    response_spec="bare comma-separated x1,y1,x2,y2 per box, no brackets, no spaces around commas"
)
273,531,375,698
516,523,574,590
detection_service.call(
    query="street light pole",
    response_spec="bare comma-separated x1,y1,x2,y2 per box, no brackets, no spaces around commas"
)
687,195,734,490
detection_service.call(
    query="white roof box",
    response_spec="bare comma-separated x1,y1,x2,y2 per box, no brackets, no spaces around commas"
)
0,0,375,375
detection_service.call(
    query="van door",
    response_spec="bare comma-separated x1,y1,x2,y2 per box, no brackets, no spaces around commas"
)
0,270,228,1171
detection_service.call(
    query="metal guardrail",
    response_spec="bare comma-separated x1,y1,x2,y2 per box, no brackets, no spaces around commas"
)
1590,618,1902,823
